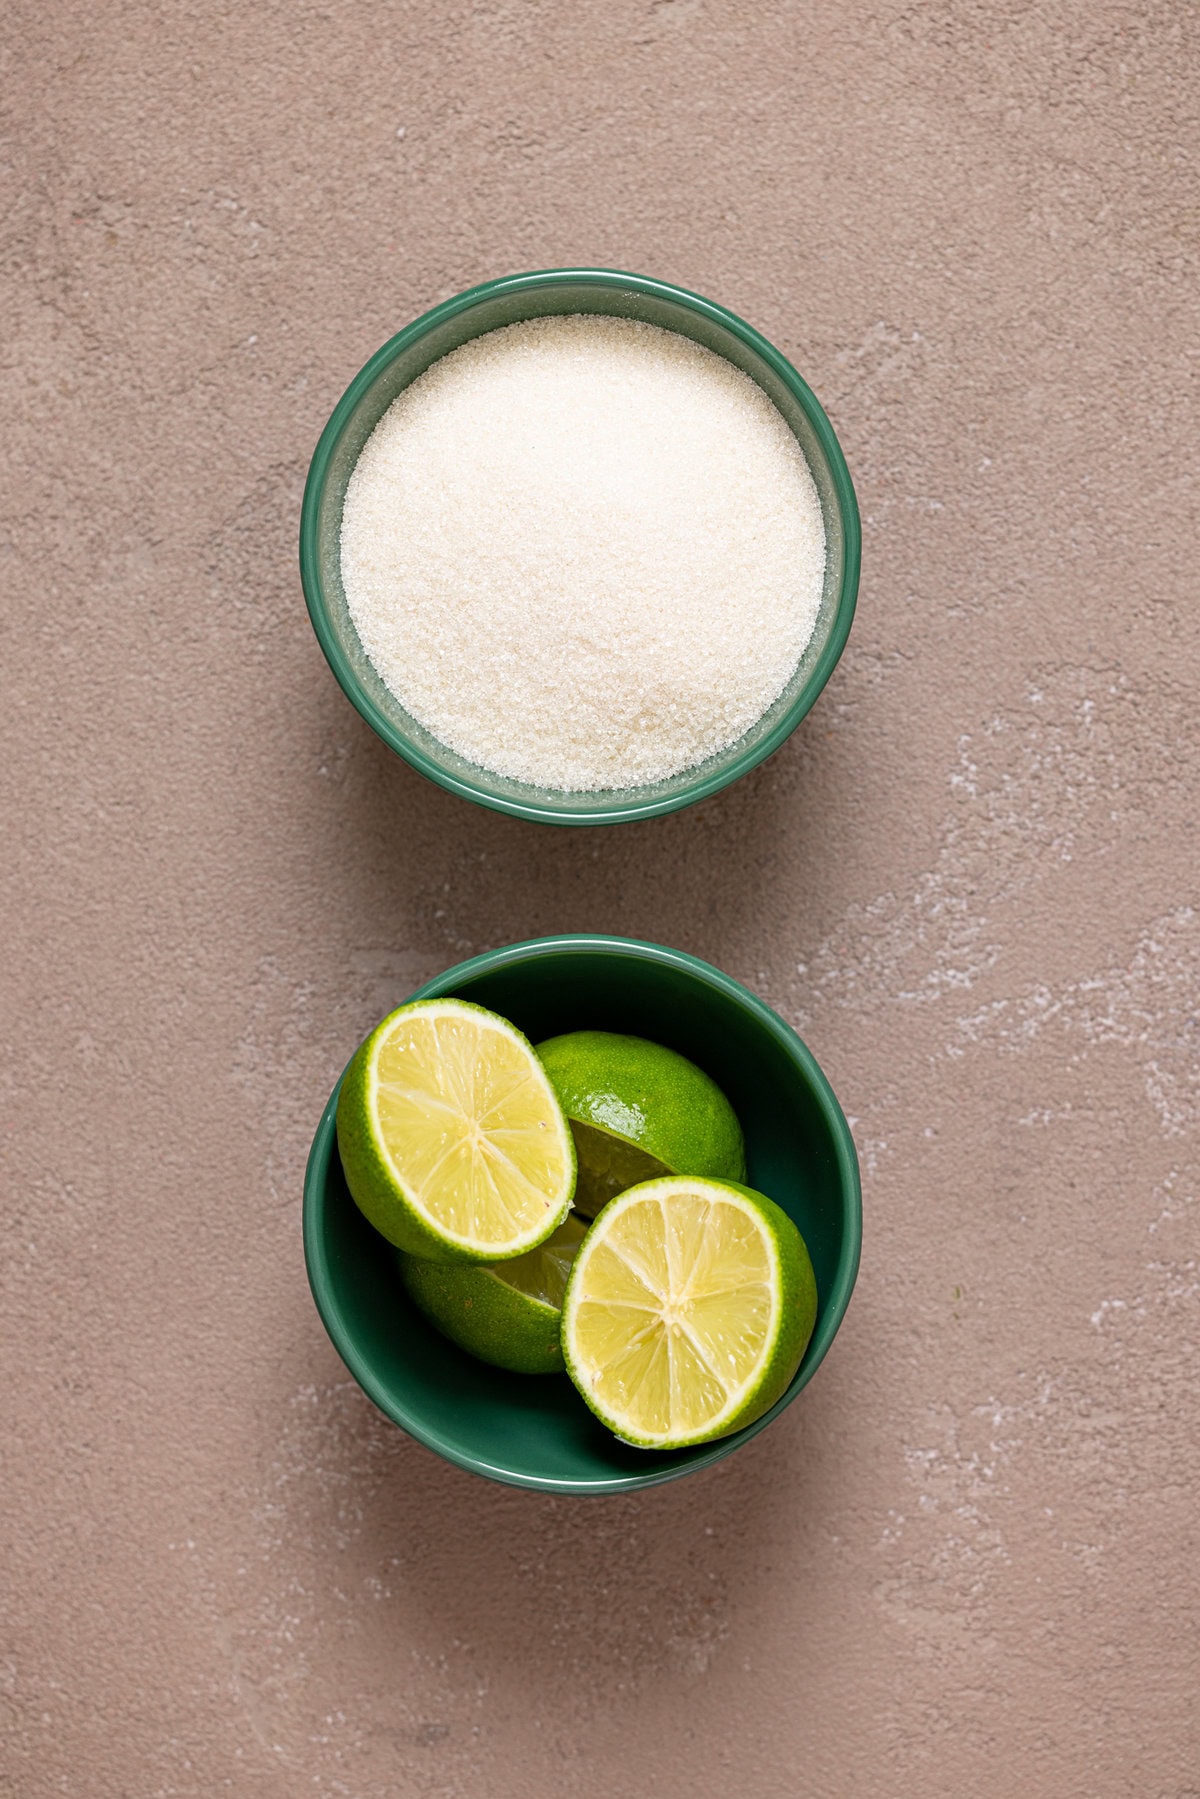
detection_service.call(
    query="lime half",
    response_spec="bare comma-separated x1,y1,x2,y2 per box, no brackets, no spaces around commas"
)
561,1176,816,1449
336,999,576,1262
536,1031,745,1218
399,1216,587,1374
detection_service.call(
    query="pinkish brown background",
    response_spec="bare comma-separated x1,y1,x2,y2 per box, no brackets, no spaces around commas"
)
3,2,1198,1794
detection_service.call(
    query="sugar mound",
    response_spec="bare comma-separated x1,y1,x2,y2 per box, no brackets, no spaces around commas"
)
340,314,826,792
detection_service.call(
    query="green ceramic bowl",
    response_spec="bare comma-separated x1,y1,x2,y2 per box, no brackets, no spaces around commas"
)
300,268,860,826
303,935,862,1493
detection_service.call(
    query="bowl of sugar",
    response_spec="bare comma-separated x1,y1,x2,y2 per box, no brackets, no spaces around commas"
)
300,269,860,825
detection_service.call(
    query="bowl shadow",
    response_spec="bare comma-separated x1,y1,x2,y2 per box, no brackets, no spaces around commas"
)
281,1300,848,1707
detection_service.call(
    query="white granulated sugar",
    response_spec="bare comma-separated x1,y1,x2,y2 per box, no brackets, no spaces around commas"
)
340,314,826,791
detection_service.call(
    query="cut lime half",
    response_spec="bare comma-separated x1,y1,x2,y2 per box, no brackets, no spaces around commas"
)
336,998,576,1262
561,1176,816,1449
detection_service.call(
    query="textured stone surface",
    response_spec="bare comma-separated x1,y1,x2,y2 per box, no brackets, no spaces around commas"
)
2,2,1197,1793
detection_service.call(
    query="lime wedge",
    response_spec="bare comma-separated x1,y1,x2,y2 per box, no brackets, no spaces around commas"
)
561,1176,816,1449
399,1216,587,1374
336,999,576,1261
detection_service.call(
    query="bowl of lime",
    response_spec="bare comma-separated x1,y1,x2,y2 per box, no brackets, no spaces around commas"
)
303,934,861,1493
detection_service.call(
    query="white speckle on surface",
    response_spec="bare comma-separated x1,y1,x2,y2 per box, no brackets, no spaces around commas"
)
953,906,1198,1136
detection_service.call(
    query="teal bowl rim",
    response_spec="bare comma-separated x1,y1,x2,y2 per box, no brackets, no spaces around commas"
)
299,267,861,827
302,933,863,1494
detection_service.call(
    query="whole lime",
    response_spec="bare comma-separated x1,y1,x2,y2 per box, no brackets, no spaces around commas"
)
535,1030,745,1218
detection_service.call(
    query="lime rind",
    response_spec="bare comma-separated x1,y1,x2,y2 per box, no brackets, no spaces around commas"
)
399,1253,559,1374
398,1217,587,1374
